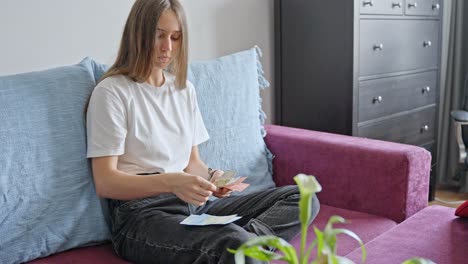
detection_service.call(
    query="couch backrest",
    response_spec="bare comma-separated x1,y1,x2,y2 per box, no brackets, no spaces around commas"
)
0,47,275,263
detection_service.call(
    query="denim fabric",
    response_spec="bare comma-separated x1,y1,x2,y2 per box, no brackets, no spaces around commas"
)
108,186,320,264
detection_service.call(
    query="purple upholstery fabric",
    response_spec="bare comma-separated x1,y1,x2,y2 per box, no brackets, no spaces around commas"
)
27,244,130,264
264,125,431,223
345,206,468,264
272,204,397,263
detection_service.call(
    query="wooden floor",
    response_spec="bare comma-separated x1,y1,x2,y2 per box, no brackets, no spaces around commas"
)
429,184,468,208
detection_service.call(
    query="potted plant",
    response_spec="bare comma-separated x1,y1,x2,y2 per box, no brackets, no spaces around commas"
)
229,174,435,264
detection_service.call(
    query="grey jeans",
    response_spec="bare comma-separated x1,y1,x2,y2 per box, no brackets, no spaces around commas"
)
108,185,320,264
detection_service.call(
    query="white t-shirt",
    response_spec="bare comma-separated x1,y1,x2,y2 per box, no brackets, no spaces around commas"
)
86,73,210,174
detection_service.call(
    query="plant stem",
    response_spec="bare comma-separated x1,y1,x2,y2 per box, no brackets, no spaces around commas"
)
300,224,307,264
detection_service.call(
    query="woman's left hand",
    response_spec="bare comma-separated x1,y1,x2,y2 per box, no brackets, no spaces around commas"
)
210,170,233,198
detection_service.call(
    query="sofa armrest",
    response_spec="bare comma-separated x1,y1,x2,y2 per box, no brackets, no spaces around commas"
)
264,125,431,223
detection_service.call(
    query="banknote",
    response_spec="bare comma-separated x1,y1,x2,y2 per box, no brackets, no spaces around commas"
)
180,214,242,226
225,181,249,192
213,170,250,192
213,170,237,187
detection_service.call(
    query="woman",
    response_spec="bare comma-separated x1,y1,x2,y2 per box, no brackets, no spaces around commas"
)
86,0,319,263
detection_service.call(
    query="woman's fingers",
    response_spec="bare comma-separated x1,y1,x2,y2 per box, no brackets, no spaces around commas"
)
194,186,212,198
210,170,224,183
191,177,215,204
196,176,217,192
183,191,209,206
174,174,228,205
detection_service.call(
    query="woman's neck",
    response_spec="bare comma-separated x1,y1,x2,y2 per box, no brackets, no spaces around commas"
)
146,69,165,87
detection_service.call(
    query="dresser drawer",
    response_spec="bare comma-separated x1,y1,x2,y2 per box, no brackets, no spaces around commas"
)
360,0,404,15
358,106,436,145
359,19,439,76
358,71,437,122
405,0,441,16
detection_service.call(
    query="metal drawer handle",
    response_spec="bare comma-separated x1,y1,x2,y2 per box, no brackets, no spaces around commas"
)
373,96,383,104
363,0,374,6
373,43,384,51
421,125,429,133
423,41,432,47
432,3,440,10
392,2,402,8
408,2,418,8
422,86,431,94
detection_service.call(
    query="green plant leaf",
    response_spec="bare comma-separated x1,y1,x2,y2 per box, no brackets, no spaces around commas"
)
294,174,322,262
313,227,325,257
230,235,299,264
294,174,322,226
311,254,346,264
326,215,346,226
335,256,356,264
294,174,322,194
304,239,318,263
325,235,338,255
323,216,346,254
243,246,284,261
310,255,327,264
401,258,436,264
241,235,291,250
228,248,247,264
332,229,366,263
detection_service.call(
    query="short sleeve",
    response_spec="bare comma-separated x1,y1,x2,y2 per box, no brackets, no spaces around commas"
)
86,86,127,158
190,84,210,146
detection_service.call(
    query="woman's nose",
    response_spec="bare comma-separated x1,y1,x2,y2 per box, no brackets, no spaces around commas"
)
160,38,172,51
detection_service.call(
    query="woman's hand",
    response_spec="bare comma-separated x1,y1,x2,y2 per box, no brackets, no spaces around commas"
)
170,172,217,206
210,170,233,198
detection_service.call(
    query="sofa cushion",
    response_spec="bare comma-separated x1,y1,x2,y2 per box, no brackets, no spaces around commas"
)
271,204,396,263
455,200,468,217
188,47,275,194
27,244,129,264
345,205,468,264
0,58,110,264
91,47,276,194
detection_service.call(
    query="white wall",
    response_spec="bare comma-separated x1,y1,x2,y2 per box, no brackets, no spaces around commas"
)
181,0,275,123
0,0,134,73
0,0,275,123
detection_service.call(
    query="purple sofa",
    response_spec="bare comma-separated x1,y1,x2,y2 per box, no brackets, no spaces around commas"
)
28,125,468,264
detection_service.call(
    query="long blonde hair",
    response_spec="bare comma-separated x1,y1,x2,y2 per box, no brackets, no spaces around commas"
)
101,0,188,89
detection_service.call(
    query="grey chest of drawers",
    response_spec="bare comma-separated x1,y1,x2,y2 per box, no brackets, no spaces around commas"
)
275,0,443,200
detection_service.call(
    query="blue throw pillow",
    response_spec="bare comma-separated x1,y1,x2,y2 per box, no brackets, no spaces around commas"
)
91,47,276,194
188,47,275,194
0,58,110,264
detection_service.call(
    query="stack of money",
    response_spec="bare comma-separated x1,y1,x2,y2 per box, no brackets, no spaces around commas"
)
213,170,249,192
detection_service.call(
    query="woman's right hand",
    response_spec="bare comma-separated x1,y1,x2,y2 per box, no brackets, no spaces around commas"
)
169,172,217,206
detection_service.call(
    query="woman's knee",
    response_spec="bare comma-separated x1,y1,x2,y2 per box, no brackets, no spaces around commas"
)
213,226,261,263
219,225,257,248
